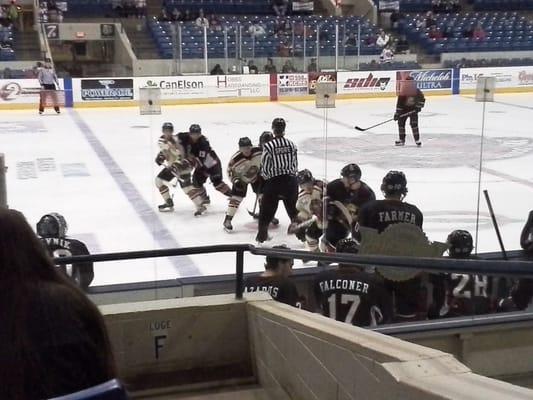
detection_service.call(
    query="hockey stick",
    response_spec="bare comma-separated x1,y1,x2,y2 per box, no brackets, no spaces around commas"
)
247,209,280,225
354,110,417,132
483,190,508,260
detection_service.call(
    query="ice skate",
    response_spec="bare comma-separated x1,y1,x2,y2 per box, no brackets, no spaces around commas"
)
223,215,233,232
416,141,422,147
395,140,405,146
158,198,174,212
194,204,207,216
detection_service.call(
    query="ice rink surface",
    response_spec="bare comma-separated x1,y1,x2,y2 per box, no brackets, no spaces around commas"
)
3,93,533,286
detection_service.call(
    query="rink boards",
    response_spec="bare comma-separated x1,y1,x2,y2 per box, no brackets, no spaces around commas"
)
2,65,533,109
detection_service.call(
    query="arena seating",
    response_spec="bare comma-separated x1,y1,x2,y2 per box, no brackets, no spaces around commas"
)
0,25,15,61
62,0,114,18
471,0,533,11
163,0,284,15
147,15,382,60
398,11,533,54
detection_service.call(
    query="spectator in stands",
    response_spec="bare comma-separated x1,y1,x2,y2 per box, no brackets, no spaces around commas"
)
376,29,390,49
183,9,193,22
171,7,182,22
273,0,289,17
379,45,394,64
248,59,258,74
7,0,18,29
282,59,297,73
415,16,426,29
195,8,209,28
249,20,266,37
344,32,358,49
135,0,146,18
210,64,224,75
472,22,486,41
275,18,291,38
243,245,300,307
209,14,222,32
390,10,402,30
0,208,117,399
396,35,409,53
428,25,443,39
307,57,318,72
159,7,170,22
425,11,436,28
264,57,277,73
278,39,292,57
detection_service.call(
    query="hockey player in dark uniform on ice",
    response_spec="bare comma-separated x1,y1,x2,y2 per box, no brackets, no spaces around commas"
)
223,137,263,232
394,75,425,147
155,122,207,215
324,163,375,250
314,238,392,327
37,213,94,290
244,245,300,307
179,124,231,215
358,170,424,322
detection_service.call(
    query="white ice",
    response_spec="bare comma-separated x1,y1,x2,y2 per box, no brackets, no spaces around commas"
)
2,93,533,286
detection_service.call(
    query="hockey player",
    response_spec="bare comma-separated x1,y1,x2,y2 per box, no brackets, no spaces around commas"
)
223,137,263,232
154,122,206,215
37,213,94,290
358,170,423,233
314,238,393,327
358,171,424,322
183,124,231,214
259,131,274,149
323,164,376,250
288,169,325,252
394,75,425,147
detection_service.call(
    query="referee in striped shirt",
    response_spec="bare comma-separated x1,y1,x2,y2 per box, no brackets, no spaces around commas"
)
256,118,299,243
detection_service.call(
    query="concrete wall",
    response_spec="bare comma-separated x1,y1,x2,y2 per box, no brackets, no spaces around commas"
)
247,300,533,400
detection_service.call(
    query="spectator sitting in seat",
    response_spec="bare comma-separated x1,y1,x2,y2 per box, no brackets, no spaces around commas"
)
247,59,258,74
376,29,389,49
472,22,486,41
183,8,192,21
249,20,266,37
428,25,443,39
171,7,182,22
344,32,358,48
425,11,436,28
415,16,426,29
0,208,117,399
396,35,409,53
379,45,394,64
244,245,300,307
158,7,170,22
307,58,318,72
264,57,277,73
273,0,289,17
209,14,222,31
282,59,297,73
278,39,292,57
195,8,209,28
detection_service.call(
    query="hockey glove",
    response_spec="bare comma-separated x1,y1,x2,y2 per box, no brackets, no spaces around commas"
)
393,112,400,121
155,152,165,166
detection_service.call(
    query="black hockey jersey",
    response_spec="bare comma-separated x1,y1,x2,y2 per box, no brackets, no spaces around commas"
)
314,268,392,327
358,199,423,233
396,89,425,113
244,274,299,306
326,179,376,227
40,237,94,290
189,135,221,169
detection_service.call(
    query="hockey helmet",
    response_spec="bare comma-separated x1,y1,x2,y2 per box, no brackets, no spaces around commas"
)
259,131,274,148
271,117,286,136
340,163,361,181
238,137,253,148
381,170,408,197
297,169,313,185
162,122,174,133
36,213,68,238
447,230,473,258
336,238,359,255
189,124,202,134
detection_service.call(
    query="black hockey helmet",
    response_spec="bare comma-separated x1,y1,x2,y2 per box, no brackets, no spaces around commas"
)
162,122,174,133
340,163,361,181
271,117,286,136
189,124,202,134
447,230,473,258
381,170,408,197
297,169,313,185
259,131,274,147
238,136,253,148
36,213,68,238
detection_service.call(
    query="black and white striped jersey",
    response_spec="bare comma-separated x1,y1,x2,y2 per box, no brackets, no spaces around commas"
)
260,136,298,180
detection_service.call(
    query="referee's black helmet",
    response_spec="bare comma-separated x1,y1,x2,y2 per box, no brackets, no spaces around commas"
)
271,118,286,136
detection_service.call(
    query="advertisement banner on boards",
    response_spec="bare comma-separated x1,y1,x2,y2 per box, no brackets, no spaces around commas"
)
277,73,309,96
459,67,533,90
309,72,337,95
397,69,452,91
138,76,210,99
214,74,270,98
337,71,396,94
80,78,134,101
0,79,66,104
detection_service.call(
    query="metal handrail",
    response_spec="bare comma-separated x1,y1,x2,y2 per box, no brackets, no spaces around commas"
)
53,244,533,299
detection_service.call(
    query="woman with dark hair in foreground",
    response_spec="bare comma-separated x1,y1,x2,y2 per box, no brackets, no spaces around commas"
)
0,208,117,399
